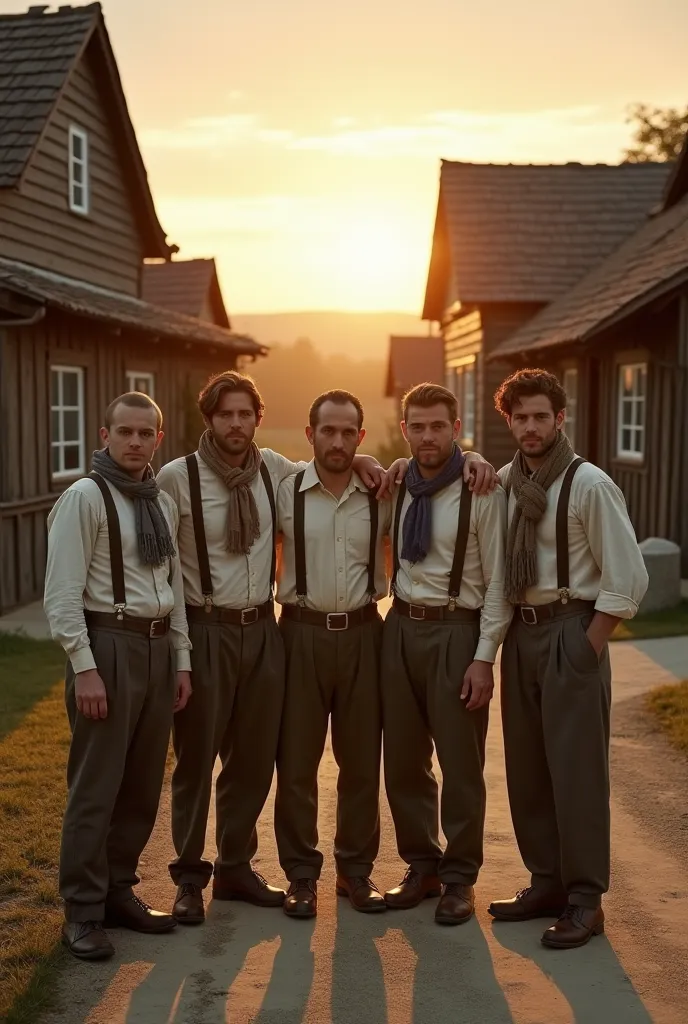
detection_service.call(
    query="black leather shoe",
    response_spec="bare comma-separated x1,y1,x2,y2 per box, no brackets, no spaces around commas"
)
105,893,177,933
61,920,114,961
488,886,568,922
541,905,605,949
213,869,286,908
284,879,317,919
173,883,205,925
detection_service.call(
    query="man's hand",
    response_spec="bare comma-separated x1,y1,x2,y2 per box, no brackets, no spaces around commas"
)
174,671,193,713
352,454,383,492
75,669,108,720
586,611,620,657
461,660,494,711
375,457,409,499
463,453,498,496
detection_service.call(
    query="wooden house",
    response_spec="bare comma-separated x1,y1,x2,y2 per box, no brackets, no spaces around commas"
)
385,334,445,417
422,160,670,469
490,138,688,572
0,4,264,614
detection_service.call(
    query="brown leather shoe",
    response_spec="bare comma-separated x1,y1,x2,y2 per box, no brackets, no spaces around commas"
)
61,920,114,961
336,875,386,913
488,886,568,922
212,869,286,908
284,879,317,919
541,905,605,949
173,883,205,925
435,883,475,926
104,894,177,933
384,868,442,909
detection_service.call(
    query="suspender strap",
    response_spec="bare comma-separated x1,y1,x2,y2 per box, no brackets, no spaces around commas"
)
293,470,307,602
448,484,473,603
556,457,585,600
366,490,378,596
89,473,126,616
390,480,406,595
186,454,214,610
259,459,277,592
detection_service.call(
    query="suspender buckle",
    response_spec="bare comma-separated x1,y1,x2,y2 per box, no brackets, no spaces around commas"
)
326,612,349,631
204,594,214,614
558,587,570,606
297,594,306,608
448,595,457,611
240,607,259,626
114,603,125,621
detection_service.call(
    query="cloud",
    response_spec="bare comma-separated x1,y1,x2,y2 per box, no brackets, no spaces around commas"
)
141,114,295,150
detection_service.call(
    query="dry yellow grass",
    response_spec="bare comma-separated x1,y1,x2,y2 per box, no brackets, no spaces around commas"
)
646,681,688,756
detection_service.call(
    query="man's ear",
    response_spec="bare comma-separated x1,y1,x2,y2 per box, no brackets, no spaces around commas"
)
305,425,314,446
400,421,409,442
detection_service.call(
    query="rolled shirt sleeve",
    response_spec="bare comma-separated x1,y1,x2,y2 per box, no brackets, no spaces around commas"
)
581,480,649,619
473,487,513,662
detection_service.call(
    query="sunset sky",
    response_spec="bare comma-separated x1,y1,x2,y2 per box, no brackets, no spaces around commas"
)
7,0,688,312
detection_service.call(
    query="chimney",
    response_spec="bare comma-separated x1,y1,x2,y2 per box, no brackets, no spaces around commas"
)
27,5,50,14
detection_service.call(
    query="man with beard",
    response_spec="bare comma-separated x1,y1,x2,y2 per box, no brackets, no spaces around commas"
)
381,383,511,926
488,369,648,949
44,392,192,960
157,372,389,924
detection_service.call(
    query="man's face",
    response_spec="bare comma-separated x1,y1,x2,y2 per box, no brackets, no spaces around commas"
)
306,400,364,473
401,402,459,468
100,404,162,476
508,394,565,458
206,390,260,457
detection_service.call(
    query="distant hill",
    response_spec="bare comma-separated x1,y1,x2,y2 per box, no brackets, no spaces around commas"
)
231,311,430,361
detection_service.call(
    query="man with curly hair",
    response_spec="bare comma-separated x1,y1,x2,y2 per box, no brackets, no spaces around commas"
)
488,368,648,949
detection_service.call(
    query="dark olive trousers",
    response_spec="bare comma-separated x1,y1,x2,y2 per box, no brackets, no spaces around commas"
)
60,626,175,922
274,615,383,881
501,607,612,908
169,615,285,887
381,608,488,885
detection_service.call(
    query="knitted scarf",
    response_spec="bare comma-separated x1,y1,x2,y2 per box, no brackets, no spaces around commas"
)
197,430,262,554
504,430,575,603
91,448,175,567
401,445,465,564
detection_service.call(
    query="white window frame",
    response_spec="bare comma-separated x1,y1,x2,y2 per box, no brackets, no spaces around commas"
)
616,362,647,463
68,125,89,215
126,371,155,398
51,365,86,479
562,367,578,450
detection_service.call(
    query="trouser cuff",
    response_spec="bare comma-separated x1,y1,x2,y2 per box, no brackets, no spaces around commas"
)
568,892,603,909
105,885,135,907
64,901,105,923
335,861,375,878
169,859,214,888
409,859,441,877
439,871,477,885
285,867,320,882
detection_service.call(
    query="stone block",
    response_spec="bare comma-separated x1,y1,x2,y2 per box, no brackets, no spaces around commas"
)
638,537,682,614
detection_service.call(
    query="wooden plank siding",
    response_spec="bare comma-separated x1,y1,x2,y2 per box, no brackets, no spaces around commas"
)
0,309,239,613
0,50,144,295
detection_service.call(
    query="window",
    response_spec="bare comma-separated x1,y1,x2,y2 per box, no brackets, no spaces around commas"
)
126,371,155,397
459,362,476,444
51,366,85,478
617,363,647,462
562,368,578,450
68,125,89,214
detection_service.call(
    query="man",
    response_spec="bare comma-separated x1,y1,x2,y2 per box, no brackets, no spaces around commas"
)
157,371,388,924
381,383,511,926
488,369,648,949
44,392,192,961
274,390,392,919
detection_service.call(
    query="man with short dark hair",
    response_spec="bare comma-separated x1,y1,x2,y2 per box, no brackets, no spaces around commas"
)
381,383,511,926
488,368,648,949
45,392,192,961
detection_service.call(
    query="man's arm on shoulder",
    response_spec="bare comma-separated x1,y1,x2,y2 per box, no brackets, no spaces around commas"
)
474,488,513,662
261,449,309,485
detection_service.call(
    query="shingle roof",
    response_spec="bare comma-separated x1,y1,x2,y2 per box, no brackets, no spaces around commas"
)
422,161,671,319
489,194,688,357
0,256,265,356
385,335,445,397
142,259,230,328
0,4,172,258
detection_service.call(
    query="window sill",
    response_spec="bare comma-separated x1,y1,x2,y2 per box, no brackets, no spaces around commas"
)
612,456,646,472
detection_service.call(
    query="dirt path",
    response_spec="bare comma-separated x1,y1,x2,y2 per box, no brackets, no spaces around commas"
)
42,635,688,1024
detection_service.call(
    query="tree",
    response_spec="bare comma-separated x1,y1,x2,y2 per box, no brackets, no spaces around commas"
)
623,103,688,163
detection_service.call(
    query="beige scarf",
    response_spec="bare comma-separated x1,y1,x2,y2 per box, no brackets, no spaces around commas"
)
505,430,575,604
198,431,262,554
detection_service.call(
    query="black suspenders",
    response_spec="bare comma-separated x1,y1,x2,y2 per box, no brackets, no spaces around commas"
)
293,470,379,604
185,453,277,611
89,473,126,619
391,480,473,607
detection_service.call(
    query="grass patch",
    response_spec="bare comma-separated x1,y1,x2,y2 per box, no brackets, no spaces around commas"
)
0,634,69,1021
611,600,688,642
646,681,688,756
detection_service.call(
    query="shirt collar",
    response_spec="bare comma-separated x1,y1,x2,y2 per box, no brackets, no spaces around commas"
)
298,459,367,496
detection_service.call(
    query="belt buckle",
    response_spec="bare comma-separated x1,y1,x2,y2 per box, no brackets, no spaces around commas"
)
240,607,259,626
408,604,426,620
326,612,348,631
520,606,538,625
149,618,165,638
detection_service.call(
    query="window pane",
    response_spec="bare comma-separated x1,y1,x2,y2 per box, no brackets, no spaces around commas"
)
63,409,80,442
51,369,60,407
63,445,81,471
51,409,61,441
621,428,633,452
620,366,634,398
62,371,79,406
72,184,84,208
72,161,84,186
444,368,455,395
71,133,83,160
52,444,61,475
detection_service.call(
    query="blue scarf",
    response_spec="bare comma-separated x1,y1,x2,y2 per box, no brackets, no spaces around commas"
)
401,445,465,564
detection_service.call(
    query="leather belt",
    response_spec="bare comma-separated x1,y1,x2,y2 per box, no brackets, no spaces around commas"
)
84,612,170,638
185,601,274,626
392,597,480,623
280,602,379,631
516,598,595,625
